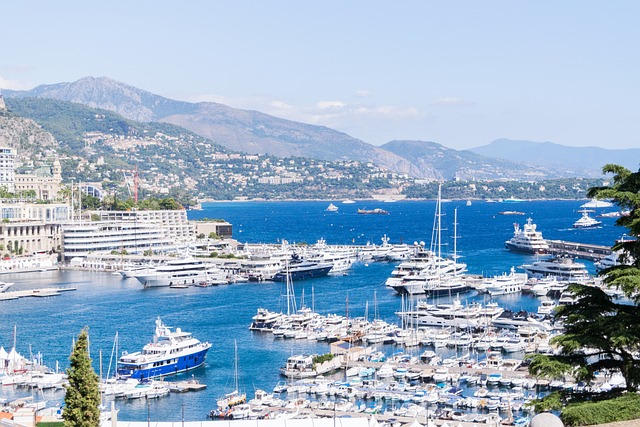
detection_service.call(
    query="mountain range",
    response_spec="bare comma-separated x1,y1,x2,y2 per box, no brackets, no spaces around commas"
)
4,76,638,179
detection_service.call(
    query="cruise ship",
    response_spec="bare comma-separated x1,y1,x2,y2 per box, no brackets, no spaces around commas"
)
504,218,549,255
117,317,211,379
134,257,228,287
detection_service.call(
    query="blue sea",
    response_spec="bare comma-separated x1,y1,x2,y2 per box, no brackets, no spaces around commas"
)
0,199,625,421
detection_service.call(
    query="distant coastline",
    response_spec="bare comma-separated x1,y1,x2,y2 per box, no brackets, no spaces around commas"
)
197,197,596,204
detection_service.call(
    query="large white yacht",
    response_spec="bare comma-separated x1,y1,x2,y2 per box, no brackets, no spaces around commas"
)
520,256,590,282
573,210,602,228
478,267,529,296
396,298,504,329
504,218,549,254
134,257,227,287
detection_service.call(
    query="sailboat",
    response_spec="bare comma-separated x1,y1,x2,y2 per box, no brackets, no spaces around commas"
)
423,186,470,297
214,340,246,412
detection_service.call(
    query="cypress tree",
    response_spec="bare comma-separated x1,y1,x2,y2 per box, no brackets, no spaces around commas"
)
63,328,101,427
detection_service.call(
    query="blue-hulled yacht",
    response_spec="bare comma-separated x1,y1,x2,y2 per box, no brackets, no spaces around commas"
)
117,317,211,379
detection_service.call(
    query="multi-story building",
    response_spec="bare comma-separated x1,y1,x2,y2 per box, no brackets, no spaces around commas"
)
61,221,176,260
0,202,71,255
14,158,63,200
95,209,194,243
0,147,16,193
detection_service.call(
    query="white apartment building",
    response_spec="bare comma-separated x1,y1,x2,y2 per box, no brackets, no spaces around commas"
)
0,147,16,193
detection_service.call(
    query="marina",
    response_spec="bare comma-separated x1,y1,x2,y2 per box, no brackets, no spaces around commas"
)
0,199,628,424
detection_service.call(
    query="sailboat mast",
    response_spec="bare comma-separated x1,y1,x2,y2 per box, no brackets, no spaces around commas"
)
454,207,458,277
437,183,442,261
234,340,239,391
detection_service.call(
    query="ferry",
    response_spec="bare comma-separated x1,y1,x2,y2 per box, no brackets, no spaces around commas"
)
504,218,549,255
117,317,211,379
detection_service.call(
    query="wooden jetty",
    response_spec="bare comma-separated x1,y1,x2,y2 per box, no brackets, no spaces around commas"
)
545,240,612,261
0,287,76,301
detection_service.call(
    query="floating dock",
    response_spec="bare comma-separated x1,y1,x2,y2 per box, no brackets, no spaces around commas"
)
0,287,76,301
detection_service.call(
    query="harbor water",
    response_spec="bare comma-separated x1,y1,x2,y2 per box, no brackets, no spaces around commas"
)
0,199,625,421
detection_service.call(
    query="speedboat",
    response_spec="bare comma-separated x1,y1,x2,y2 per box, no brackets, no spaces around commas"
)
134,257,227,287
573,209,602,228
504,218,549,254
325,203,338,212
117,317,211,379
0,281,14,293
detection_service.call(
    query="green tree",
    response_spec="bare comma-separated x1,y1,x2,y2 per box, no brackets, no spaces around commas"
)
63,328,100,427
529,164,640,410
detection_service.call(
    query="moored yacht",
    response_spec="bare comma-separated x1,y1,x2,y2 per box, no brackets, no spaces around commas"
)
134,257,227,288
396,298,504,329
481,267,528,296
306,238,357,273
504,218,549,254
249,308,283,332
271,254,333,281
117,317,211,379
520,256,590,282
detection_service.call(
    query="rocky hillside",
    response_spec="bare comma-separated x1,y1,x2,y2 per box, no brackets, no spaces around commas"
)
381,140,565,180
0,109,59,168
4,77,418,175
4,76,620,180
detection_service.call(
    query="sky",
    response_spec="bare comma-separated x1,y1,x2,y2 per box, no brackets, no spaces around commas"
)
1,1,639,150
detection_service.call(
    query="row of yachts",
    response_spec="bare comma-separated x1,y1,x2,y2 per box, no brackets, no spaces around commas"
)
250,300,561,355
116,235,432,288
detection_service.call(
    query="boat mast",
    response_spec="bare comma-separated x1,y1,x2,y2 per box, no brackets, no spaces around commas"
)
234,340,239,392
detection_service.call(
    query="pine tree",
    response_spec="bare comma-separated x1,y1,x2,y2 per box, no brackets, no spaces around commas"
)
63,328,101,427
528,164,640,412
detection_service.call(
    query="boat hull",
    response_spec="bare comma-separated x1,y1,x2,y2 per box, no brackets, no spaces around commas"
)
504,242,547,255
271,265,333,281
117,347,210,379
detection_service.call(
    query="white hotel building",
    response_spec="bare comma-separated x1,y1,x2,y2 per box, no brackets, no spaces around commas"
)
61,221,176,260
61,209,194,261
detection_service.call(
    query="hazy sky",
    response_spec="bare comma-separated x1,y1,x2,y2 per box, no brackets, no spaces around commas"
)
1,1,638,150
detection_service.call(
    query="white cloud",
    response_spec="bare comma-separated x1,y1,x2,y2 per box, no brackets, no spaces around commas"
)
354,90,371,98
430,97,475,107
0,75,34,91
316,101,347,109
269,100,294,110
